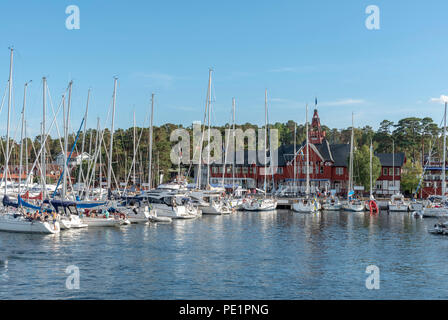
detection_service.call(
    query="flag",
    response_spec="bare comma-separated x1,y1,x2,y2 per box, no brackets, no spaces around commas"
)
315,97,317,106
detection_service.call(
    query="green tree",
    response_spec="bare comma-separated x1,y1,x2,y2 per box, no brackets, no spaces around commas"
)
401,161,423,194
353,145,381,192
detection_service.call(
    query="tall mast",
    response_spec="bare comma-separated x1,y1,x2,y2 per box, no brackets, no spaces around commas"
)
264,89,268,195
19,81,29,195
148,93,154,189
198,69,212,189
348,112,354,199
443,102,447,197
96,118,102,195
66,82,73,199
62,94,67,200
206,70,212,189
392,139,395,194
306,105,310,197
294,122,297,194
25,120,28,189
42,77,47,198
107,77,117,191
133,109,136,185
370,140,373,199
4,48,13,196
232,97,236,189
78,89,90,190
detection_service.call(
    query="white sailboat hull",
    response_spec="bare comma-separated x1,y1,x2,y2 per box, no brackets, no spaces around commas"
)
201,202,232,215
422,207,448,218
292,201,319,213
242,199,277,211
342,203,365,212
0,214,60,234
322,204,341,211
60,215,88,229
388,204,409,212
81,217,121,227
152,204,198,219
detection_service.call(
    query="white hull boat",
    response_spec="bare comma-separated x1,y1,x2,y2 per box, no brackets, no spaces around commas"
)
60,215,88,229
242,198,277,211
292,199,319,213
388,204,409,212
322,197,342,211
153,204,198,219
200,201,232,215
388,194,410,212
123,206,151,223
148,211,172,223
342,201,365,212
0,214,60,234
421,207,448,218
81,217,122,227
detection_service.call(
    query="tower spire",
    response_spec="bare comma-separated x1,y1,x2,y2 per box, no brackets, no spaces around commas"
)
308,107,326,144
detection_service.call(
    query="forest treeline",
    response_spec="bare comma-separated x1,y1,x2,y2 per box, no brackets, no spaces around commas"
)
0,116,442,185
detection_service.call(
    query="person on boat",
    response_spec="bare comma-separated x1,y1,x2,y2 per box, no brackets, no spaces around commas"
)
104,209,110,219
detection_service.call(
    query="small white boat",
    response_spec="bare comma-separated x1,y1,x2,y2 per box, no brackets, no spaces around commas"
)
420,196,448,218
322,197,342,211
430,222,448,235
148,211,172,223
388,193,410,212
188,191,233,215
81,217,122,227
421,207,448,218
292,198,319,213
242,198,277,211
342,200,365,212
0,212,60,234
120,205,150,223
409,200,423,212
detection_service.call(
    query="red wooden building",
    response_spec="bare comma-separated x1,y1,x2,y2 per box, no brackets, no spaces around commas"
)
208,109,406,196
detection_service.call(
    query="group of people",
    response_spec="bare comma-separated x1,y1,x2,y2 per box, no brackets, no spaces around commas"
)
82,208,111,218
22,208,55,222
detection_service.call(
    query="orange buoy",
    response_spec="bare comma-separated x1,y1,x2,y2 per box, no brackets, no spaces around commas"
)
369,200,379,214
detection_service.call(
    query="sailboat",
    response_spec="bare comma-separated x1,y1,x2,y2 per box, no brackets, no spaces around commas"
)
322,195,342,211
342,113,364,212
365,141,379,213
292,104,319,213
242,89,277,211
0,49,60,234
78,78,124,227
190,69,232,215
421,102,448,218
387,140,410,212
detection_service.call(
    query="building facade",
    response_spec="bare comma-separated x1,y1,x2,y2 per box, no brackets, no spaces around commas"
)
207,109,406,196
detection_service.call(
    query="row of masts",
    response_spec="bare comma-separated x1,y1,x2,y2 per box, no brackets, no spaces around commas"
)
2,48,157,201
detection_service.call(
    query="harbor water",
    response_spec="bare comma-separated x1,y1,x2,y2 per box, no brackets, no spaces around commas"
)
1,209,448,299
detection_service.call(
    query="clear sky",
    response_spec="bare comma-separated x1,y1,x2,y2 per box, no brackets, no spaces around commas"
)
1,0,448,138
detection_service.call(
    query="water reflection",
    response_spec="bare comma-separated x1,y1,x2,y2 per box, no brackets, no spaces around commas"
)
1,210,448,299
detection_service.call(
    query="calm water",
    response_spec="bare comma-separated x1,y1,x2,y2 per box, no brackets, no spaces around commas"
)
0,210,448,299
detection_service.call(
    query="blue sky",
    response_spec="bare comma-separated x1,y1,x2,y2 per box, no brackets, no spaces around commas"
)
1,0,448,137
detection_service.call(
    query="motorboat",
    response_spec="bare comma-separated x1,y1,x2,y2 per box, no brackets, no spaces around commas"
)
188,190,233,215
140,190,199,219
112,198,151,223
429,222,448,235
388,193,410,212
